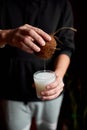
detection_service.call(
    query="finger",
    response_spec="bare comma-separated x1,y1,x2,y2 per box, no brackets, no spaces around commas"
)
41,88,63,100
41,83,64,97
46,77,63,90
25,24,51,41
10,34,34,53
28,29,46,46
32,27,51,41
23,36,41,52
11,31,41,52
18,25,46,46
17,41,34,53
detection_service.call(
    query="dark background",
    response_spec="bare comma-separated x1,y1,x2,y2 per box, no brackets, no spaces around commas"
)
57,1,87,130
70,0,87,76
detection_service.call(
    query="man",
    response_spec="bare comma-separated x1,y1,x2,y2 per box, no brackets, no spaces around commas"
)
0,0,75,130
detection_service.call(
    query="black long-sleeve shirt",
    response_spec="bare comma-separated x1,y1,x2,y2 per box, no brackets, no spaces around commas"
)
0,0,75,101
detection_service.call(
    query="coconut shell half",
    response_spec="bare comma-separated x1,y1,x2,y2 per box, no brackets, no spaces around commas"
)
35,35,57,59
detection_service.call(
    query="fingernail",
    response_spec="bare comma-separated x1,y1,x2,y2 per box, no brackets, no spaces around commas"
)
41,41,45,46
49,36,51,40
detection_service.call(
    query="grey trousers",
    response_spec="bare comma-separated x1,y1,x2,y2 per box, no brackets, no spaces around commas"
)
0,94,63,130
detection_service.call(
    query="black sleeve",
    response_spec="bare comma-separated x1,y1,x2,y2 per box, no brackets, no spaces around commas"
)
56,0,76,58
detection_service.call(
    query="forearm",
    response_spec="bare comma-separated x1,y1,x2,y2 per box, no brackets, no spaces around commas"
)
54,54,70,79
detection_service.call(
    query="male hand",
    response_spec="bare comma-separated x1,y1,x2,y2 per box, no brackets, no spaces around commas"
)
5,24,51,53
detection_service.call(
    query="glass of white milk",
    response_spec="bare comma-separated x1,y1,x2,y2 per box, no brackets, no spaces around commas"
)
33,70,56,98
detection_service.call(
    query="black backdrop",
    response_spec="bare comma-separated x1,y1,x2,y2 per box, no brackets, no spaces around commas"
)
57,1,87,130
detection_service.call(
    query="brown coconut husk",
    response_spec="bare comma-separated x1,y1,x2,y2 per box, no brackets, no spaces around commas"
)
35,27,77,59
35,35,57,59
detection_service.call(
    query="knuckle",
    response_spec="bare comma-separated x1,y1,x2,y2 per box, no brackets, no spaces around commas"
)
29,29,33,34
37,28,41,33
23,24,29,29
23,36,28,43
24,24,28,26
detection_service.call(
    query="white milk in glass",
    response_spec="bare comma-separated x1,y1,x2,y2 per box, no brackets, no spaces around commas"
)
33,70,56,98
